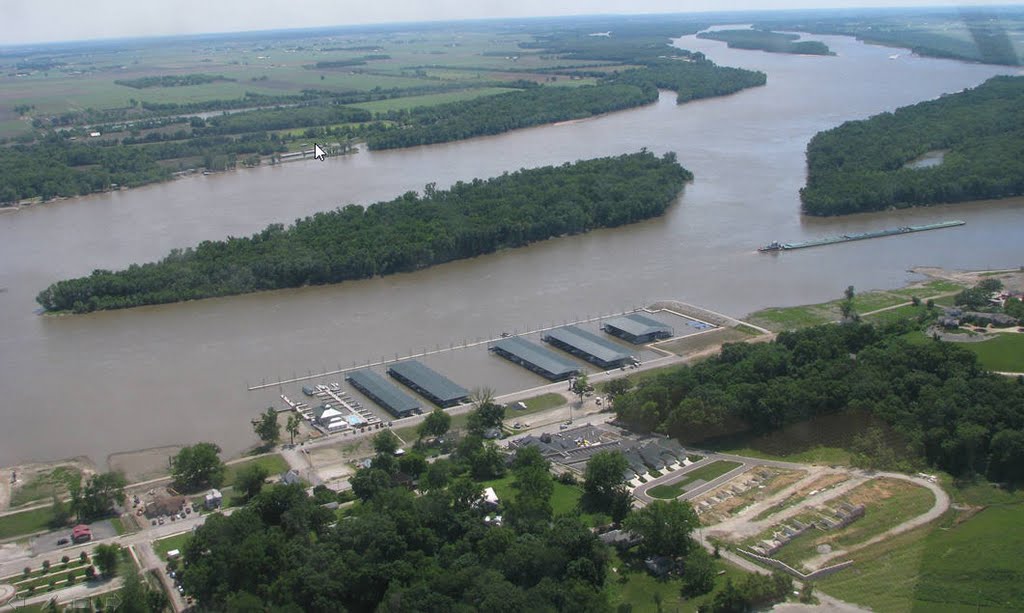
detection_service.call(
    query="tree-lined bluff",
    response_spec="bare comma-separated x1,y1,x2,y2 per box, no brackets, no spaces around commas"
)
801,76,1024,215
613,321,1024,482
36,151,691,313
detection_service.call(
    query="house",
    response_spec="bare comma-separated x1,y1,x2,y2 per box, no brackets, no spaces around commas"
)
644,555,674,577
963,311,1018,327
482,427,502,440
145,495,186,519
598,529,642,550
71,524,92,544
281,469,303,486
480,486,500,510
204,489,223,510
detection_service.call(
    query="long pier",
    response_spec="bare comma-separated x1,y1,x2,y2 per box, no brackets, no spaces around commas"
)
246,309,641,391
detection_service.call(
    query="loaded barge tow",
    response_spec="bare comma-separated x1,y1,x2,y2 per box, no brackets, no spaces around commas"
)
759,220,965,252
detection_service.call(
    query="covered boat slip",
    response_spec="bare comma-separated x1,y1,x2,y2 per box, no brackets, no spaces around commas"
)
542,325,637,369
601,312,674,344
387,359,470,408
345,369,422,418
489,336,582,381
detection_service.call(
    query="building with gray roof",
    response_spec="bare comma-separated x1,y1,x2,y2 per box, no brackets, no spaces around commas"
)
490,336,582,381
601,313,674,344
346,369,422,418
387,360,470,408
542,325,636,369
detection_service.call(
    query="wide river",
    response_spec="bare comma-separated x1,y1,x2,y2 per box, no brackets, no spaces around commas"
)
1,32,1022,468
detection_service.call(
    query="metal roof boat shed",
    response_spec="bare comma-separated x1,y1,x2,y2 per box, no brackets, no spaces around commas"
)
542,325,636,369
345,369,422,418
387,360,470,408
601,313,674,344
490,336,582,381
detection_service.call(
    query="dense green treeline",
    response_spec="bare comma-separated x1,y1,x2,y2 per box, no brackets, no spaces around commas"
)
366,83,654,149
801,76,1024,215
0,137,170,203
610,60,767,104
367,59,765,149
194,105,371,136
613,321,1024,482
36,152,690,312
180,463,613,610
696,29,833,55
114,73,235,89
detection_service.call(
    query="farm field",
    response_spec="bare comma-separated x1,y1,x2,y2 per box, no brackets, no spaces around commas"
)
819,493,1024,612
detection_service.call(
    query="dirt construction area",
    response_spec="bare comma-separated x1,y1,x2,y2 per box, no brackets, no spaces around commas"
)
697,464,945,575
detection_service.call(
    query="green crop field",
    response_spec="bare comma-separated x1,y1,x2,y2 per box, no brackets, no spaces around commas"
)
647,460,742,499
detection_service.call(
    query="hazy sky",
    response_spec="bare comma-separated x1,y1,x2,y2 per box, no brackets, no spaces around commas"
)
3,0,1022,45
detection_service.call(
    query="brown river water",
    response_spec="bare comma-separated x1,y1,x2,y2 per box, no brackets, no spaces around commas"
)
1,32,1021,468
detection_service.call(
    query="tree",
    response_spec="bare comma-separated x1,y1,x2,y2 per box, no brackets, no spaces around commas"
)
505,463,554,531
171,443,225,491
623,500,699,558
468,389,505,435
681,546,715,597
234,463,270,502
70,472,127,521
286,413,301,446
93,543,120,578
253,407,280,447
50,494,70,529
571,374,591,406
119,570,168,613
417,408,451,440
606,377,632,400
350,468,392,502
583,450,628,511
373,430,401,456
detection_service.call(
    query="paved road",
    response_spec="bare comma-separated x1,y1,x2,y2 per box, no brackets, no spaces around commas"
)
632,454,753,505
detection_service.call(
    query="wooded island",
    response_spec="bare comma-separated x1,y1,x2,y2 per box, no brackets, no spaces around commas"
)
37,152,691,313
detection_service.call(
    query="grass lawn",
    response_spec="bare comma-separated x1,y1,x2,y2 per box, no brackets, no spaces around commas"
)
517,392,567,413
606,550,750,612
9,466,82,507
480,474,609,526
153,532,193,561
647,461,742,500
222,454,289,487
746,304,833,331
656,328,750,356
0,505,55,540
961,333,1024,372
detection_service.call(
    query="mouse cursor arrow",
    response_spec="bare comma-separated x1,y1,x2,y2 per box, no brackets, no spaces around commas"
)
313,143,326,161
